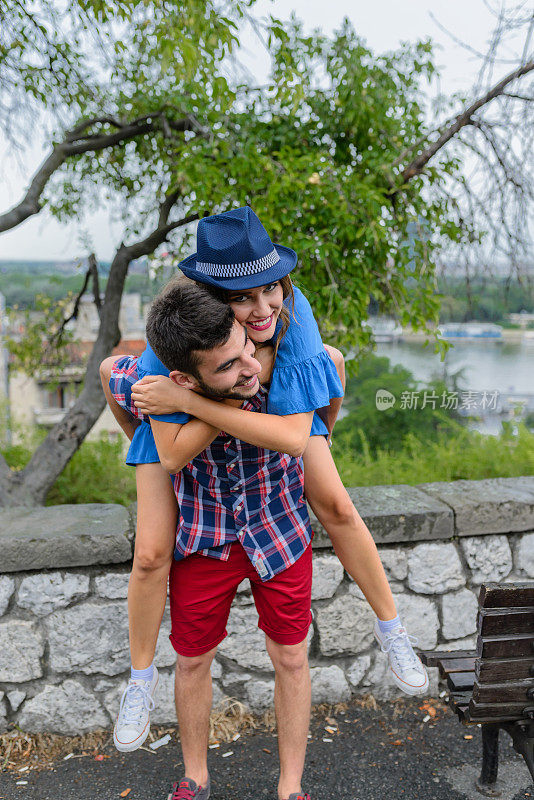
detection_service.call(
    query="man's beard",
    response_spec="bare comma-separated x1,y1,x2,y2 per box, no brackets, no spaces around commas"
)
194,374,259,401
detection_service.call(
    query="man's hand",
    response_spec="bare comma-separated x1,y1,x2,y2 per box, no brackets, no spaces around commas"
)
131,375,192,416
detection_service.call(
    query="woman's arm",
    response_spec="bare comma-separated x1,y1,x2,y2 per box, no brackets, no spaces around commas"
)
185,396,313,457
100,356,140,442
132,375,313,458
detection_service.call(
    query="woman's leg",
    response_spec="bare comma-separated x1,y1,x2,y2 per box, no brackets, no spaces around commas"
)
303,436,429,694
114,462,178,752
129,462,178,669
303,436,396,620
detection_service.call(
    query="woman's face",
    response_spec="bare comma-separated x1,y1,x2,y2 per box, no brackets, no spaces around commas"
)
228,281,284,342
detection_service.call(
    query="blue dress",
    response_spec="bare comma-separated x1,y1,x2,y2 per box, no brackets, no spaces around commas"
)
123,285,343,465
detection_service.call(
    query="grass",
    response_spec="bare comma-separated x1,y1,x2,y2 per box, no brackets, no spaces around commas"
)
2,420,533,508
332,423,534,486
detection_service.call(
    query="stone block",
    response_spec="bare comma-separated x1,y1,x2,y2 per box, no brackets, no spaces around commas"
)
211,661,223,680
393,593,439,649
346,654,372,688
18,680,109,734
0,696,7,733
222,671,251,687
0,504,132,572
377,548,408,581
419,477,534,536
17,572,89,615
311,665,351,704
311,555,344,600
460,535,513,584
155,613,178,669
0,620,44,681
407,543,465,594
311,484,453,547
151,670,176,725
7,690,26,711
441,589,478,640
0,576,15,616
47,601,130,676
218,605,272,670
441,635,477,650
315,593,375,656
246,679,275,710
517,533,534,577
94,571,130,599
212,682,226,707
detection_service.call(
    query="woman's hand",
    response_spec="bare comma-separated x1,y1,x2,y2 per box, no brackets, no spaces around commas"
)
131,375,192,416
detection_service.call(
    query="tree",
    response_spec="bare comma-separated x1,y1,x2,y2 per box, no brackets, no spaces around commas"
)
0,1,532,506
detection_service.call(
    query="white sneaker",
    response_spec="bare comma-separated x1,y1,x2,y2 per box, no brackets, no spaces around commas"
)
374,622,429,696
113,666,159,752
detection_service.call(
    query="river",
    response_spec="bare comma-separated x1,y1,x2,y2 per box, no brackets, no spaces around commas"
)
346,338,534,435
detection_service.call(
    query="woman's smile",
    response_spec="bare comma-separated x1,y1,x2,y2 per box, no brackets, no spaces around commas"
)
247,313,274,332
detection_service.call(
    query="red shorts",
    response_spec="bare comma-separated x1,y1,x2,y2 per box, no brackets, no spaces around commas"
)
168,542,313,657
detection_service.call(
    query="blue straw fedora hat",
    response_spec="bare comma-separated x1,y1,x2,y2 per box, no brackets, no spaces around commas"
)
178,206,297,290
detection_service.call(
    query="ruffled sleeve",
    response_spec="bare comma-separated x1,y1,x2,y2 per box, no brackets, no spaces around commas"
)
137,342,190,425
267,286,344,416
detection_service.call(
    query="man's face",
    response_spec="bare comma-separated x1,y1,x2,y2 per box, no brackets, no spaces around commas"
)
173,320,262,400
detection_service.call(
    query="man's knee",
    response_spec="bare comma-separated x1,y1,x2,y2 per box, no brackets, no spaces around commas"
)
133,543,172,575
176,651,214,678
267,638,309,674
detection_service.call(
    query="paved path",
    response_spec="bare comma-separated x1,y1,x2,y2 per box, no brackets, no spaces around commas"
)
1,697,532,800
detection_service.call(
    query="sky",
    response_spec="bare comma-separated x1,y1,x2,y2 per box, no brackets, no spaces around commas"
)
0,0,527,261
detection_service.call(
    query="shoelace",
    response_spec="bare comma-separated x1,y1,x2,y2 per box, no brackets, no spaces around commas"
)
379,627,422,670
118,680,155,726
169,781,198,800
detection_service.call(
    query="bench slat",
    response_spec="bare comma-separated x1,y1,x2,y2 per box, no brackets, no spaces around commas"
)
478,609,534,636
479,584,534,609
418,649,477,668
468,699,532,720
473,678,534,703
447,672,476,692
476,657,534,683
479,634,534,659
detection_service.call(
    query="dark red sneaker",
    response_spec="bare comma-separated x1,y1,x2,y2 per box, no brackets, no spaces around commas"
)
285,794,311,800
167,776,210,800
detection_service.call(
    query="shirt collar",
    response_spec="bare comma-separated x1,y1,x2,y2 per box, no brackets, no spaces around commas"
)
241,385,267,412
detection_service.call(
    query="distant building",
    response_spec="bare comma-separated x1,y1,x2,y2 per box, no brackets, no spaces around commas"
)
7,293,149,444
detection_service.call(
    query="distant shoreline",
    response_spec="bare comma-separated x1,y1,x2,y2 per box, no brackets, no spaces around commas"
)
401,327,527,343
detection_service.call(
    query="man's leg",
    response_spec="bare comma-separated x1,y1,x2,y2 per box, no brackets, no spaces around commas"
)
266,636,311,800
175,647,217,787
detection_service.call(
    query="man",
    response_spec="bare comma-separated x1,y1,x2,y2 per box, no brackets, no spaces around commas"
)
107,278,314,800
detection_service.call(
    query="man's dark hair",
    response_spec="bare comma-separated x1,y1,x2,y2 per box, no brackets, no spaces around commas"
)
146,276,235,374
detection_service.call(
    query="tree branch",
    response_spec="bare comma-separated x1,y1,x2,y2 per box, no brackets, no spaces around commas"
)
16,200,200,504
0,114,207,233
399,60,534,183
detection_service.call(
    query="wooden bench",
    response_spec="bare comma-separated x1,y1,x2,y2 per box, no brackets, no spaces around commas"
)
419,582,534,797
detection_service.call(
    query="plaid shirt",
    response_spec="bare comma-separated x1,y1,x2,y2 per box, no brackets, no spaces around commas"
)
110,356,312,581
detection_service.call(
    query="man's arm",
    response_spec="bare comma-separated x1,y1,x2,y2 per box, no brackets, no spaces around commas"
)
151,411,237,474
100,356,140,442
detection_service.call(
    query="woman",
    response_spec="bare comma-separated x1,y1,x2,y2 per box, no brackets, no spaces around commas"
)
100,207,428,754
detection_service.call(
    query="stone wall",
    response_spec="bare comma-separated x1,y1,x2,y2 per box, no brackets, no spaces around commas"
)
1,476,534,734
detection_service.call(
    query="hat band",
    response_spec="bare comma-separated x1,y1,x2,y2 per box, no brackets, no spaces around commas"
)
196,248,280,278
